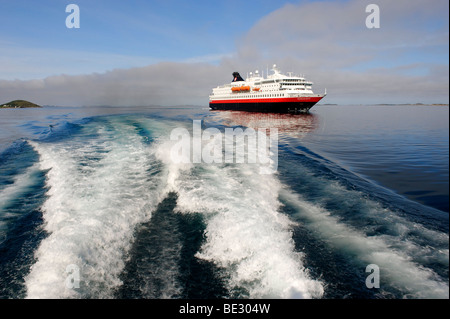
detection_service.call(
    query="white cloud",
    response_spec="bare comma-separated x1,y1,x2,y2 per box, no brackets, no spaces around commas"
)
0,45,161,80
0,62,232,106
0,0,448,106
233,0,449,103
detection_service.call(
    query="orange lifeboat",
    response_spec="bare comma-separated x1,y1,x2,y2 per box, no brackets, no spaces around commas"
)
231,87,240,92
253,87,260,91
240,86,250,91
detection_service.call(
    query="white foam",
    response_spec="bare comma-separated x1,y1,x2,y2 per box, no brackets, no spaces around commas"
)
280,188,449,299
155,130,324,298
25,118,168,298
315,179,449,271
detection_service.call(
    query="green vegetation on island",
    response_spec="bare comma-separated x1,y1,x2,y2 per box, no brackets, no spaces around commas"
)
0,100,42,108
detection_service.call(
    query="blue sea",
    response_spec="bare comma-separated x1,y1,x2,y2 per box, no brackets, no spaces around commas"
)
0,105,448,299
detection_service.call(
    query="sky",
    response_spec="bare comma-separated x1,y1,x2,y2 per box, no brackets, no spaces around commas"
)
0,0,448,106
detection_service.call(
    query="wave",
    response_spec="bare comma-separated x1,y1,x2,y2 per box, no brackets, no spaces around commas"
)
14,113,448,299
24,117,169,298
277,152,449,299
0,140,44,243
0,163,42,241
154,126,324,298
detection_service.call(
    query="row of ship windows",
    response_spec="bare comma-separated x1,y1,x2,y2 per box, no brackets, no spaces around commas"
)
241,94,284,98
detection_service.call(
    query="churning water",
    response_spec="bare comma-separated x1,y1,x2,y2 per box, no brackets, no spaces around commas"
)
0,105,448,299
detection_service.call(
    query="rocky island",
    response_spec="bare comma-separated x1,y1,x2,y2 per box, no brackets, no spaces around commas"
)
0,100,42,108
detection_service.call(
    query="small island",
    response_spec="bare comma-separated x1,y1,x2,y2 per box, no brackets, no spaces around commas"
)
0,100,42,108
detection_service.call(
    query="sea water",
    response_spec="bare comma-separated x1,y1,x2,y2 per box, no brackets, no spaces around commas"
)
0,105,448,299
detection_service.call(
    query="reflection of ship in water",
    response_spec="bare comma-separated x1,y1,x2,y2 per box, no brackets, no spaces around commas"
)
210,110,318,138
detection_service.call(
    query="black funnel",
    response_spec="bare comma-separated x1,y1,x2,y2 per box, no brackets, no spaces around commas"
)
232,72,245,82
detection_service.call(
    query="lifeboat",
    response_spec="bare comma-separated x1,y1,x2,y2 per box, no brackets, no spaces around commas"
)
253,87,260,91
231,87,240,92
240,86,250,91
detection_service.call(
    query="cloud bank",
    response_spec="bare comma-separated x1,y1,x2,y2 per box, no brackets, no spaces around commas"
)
0,0,448,106
0,63,229,107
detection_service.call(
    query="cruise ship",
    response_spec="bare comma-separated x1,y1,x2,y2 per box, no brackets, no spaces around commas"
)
209,64,326,113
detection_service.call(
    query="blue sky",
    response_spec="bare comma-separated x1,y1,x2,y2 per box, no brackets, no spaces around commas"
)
1,0,291,79
0,0,448,105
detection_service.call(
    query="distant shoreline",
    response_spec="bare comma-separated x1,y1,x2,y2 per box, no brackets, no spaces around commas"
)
1,101,448,109
0,100,41,108
374,103,449,106
318,103,449,106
